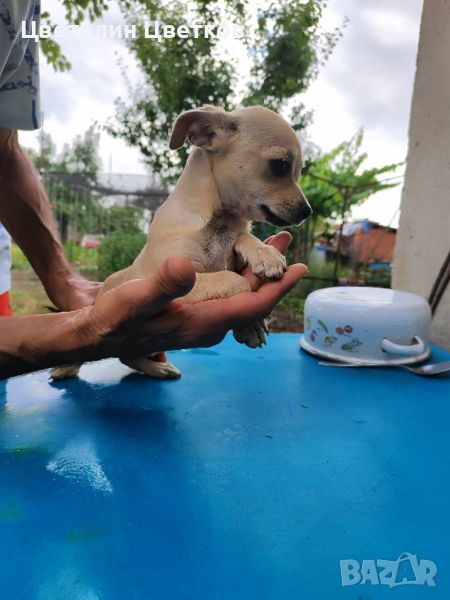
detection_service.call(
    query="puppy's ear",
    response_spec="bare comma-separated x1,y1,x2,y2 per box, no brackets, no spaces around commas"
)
169,106,238,151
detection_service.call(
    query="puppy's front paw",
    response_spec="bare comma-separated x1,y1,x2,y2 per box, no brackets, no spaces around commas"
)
233,319,268,348
247,245,287,280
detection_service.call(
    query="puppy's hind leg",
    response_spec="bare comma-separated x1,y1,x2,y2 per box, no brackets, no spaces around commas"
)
121,353,181,379
233,319,269,349
50,363,83,380
180,271,267,347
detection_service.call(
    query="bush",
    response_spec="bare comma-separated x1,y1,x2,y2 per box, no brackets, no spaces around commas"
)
97,232,147,280
279,262,353,312
11,244,30,270
65,240,98,272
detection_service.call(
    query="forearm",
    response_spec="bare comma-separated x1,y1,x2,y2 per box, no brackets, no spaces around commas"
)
0,311,96,379
0,128,70,293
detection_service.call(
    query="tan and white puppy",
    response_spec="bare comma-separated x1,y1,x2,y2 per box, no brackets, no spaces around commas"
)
51,105,311,380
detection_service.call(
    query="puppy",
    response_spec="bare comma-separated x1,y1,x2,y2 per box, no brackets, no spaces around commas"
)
51,105,311,380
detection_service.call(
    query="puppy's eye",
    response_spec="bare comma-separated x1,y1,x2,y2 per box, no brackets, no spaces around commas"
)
269,159,290,177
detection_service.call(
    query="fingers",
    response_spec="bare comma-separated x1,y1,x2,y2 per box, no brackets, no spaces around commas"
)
267,230,293,251
137,255,197,316
227,263,308,327
243,231,293,291
197,263,308,332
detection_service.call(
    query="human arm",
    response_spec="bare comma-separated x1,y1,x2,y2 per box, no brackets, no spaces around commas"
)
0,127,100,310
0,233,307,379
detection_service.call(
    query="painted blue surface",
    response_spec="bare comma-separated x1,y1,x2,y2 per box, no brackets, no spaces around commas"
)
0,333,449,599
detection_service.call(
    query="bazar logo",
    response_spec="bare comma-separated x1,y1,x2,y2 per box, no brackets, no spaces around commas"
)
340,553,437,588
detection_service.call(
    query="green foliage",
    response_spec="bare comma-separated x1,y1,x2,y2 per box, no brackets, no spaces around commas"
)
279,262,353,314
106,205,146,235
26,132,56,171
299,129,402,260
57,125,102,180
279,294,305,312
10,244,30,271
40,35,71,72
40,2,109,71
64,240,98,271
26,128,103,241
359,267,391,289
105,0,342,179
60,0,109,24
108,0,236,181
97,232,147,279
49,190,145,243
246,1,342,117
27,129,146,242
279,260,392,323
40,0,343,180
28,126,101,177
303,129,401,216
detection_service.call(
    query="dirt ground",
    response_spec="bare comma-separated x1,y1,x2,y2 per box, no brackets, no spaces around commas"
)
269,306,303,333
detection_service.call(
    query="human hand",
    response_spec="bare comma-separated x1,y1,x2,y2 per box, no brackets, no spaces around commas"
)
73,232,307,360
50,274,102,311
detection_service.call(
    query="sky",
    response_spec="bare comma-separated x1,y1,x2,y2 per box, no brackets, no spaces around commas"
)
20,0,424,227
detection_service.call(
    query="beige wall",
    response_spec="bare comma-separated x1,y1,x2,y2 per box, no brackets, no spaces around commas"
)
393,0,450,350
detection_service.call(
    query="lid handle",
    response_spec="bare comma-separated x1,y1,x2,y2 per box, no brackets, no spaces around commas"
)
381,336,425,357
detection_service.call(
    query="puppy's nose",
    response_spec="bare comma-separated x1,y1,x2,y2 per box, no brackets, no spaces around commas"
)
295,202,313,224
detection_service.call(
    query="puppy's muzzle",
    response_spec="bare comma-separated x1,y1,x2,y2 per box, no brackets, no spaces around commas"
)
261,199,312,227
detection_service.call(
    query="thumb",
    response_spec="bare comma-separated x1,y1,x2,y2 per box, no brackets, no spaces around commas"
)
149,255,196,311
107,256,196,320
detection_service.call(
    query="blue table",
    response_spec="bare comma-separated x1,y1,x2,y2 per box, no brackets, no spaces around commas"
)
1,333,449,599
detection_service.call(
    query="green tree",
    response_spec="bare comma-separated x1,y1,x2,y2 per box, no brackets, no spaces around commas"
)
26,131,56,171
57,125,102,181
105,0,342,179
26,126,101,178
39,0,343,180
40,1,109,71
28,130,146,242
27,128,105,241
245,1,341,121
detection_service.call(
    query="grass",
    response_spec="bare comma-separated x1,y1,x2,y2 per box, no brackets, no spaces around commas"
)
65,240,99,273
9,243,97,316
10,270,50,315
10,244,30,271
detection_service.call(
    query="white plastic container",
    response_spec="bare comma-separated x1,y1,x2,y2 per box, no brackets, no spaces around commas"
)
300,287,432,365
